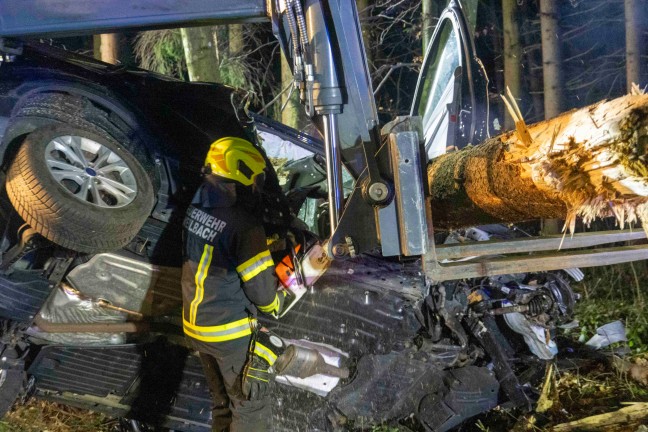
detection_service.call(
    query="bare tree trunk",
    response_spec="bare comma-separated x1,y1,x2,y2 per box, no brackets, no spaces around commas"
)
229,24,244,57
213,26,226,69
180,26,221,83
93,35,101,61
427,94,648,231
521,13,544,123
540,0,563,118
502,0,521,131
94,33,120,65
421,0,439,53
539,0,564,234
357,0,372,65
625,0,641,91
281,55,306,129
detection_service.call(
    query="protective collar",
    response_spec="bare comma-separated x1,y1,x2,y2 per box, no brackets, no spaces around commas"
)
192,175,237,208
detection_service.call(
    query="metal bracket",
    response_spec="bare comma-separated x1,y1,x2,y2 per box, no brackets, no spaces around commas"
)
328,176,380,258
378,116,428,257
0,225,44,272
47,255,75,285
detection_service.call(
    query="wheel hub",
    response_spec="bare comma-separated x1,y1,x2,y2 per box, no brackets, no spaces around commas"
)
44,135,138,208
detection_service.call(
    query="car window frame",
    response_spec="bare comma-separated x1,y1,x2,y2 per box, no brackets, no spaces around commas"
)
410,0,481,154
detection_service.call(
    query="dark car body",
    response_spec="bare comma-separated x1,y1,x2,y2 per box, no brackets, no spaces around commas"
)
0,38,431,432
0,41,308,431
0,42,257,215
0,2,580,431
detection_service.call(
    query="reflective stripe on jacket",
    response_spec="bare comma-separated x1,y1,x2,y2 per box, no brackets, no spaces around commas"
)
182,179,278,343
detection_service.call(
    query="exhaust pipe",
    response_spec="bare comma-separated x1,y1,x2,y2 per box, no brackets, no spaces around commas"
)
274,344,349,379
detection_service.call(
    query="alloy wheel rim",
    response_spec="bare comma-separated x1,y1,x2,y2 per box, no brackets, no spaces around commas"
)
44,135,138,208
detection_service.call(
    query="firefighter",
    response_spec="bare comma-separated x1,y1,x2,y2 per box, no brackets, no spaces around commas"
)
182,136,285,432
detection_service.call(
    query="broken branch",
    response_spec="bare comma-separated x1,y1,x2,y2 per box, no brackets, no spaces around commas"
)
551,402,648,431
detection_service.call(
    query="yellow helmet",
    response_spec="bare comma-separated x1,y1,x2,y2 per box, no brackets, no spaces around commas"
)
204,137,266,186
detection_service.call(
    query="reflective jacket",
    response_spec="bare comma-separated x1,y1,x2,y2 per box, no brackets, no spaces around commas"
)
181,177,281,343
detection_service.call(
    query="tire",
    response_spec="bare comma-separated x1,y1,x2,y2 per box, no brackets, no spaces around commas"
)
6,124,154,253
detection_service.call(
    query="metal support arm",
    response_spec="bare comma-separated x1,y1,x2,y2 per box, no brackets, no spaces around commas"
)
425,229,648,282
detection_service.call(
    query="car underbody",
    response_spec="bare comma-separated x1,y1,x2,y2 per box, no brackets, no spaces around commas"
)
0,203,578,431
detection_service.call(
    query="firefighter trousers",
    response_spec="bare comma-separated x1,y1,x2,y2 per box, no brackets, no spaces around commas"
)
192,337,271,432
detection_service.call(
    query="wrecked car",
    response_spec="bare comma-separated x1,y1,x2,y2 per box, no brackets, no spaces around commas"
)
0,0,638,431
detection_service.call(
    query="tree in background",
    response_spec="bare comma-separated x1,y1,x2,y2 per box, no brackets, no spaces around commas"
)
133,30,186,79
421,0,440,53
280,55,309,129
539,0,563,119
180,26,221,83
93,34,120,64
226,25,248,89
502,0,521,131
125,0,647,131
133,25,280,112
93,32,136,66
624,0,643,91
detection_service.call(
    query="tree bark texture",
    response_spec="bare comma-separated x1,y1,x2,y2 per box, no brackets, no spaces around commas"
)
281,55,308,129
421,0,439,54
229,24,244,57
502,0,522,131
428,94,648,231
625,0,641,91
96,34,120,65
356,0,372,65
539,0,564,234
540,0,563,119
180,26,221,83
552,402,648,432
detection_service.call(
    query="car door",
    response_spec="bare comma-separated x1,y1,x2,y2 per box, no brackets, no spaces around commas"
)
411,0,489,161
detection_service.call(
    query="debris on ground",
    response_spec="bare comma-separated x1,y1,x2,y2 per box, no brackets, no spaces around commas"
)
552,402,648,432
0,399,114,432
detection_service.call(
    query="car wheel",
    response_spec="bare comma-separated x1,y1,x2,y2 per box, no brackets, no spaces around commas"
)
6,124,155,253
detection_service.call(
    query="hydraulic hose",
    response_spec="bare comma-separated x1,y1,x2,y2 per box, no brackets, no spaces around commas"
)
291,0,311,64
283,0,301,61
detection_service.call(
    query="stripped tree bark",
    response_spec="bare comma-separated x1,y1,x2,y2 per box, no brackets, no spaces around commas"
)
428,93,648,232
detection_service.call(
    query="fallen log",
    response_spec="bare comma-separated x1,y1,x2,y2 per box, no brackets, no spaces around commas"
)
428,93,648,231
551,402,648,432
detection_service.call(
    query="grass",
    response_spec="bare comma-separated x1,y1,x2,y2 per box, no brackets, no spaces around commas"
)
0,399,114,432
572,262,648,352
